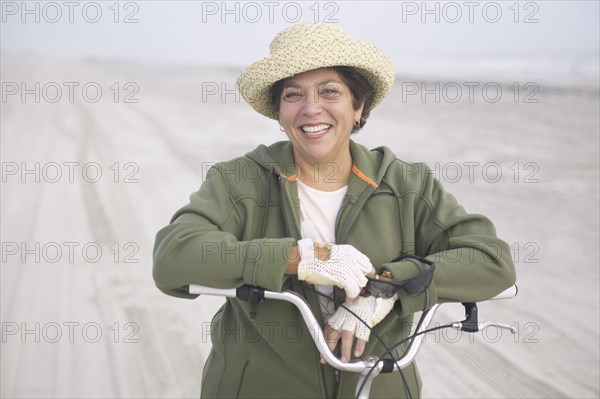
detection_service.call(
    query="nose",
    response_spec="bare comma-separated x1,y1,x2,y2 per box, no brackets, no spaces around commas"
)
301,87,323,116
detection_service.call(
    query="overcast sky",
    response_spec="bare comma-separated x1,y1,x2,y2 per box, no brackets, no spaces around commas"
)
2,1,599,70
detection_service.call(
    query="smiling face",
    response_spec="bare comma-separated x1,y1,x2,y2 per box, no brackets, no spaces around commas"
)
278,68,364,168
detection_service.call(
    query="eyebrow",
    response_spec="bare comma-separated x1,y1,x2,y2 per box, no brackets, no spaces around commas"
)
282,79,341,88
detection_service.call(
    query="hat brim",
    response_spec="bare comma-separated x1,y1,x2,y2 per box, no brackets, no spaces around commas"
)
237,33,395,120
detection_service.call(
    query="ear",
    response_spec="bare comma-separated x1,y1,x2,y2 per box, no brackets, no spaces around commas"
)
354,100,365,121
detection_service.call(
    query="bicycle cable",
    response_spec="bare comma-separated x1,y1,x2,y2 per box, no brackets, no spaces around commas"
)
355,321,454,399
304,285,415,399
304,285,459,399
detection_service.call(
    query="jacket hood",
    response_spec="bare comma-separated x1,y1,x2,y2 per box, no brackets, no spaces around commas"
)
244,140,398,190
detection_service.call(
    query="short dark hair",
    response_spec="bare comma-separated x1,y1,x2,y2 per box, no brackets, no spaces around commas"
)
271,66,375,133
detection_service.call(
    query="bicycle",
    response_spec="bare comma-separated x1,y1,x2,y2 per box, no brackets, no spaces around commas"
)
189,283,517,399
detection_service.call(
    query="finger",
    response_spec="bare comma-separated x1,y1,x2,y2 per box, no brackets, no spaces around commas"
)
354,338,367,358
359,258,374,274
324,325,341,354
345,285,359,301
341,330,355,363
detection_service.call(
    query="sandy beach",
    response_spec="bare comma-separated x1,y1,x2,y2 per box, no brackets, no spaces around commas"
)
1,54,598,398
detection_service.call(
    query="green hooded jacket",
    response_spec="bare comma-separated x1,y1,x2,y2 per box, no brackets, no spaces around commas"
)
153,140,516,398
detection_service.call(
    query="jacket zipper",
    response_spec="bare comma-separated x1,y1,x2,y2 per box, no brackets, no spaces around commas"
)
337,186,375,243
332,187,375,397
331,370,340,399
280,173,375,398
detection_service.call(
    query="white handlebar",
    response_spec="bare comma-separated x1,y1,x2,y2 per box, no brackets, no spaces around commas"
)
490,285,518,300
189,283,516,398
188,284,517,371
188,285,237,297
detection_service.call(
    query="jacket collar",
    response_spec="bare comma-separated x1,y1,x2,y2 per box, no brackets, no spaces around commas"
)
245,140,396,193
245,140,397,243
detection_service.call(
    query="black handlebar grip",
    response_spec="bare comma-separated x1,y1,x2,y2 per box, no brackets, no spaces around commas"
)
236,285,265,305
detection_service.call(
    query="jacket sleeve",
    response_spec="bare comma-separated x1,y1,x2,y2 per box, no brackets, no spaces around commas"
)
153,164,295,299
382,164,517,316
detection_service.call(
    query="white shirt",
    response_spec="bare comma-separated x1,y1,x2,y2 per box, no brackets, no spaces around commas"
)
297,179,348,319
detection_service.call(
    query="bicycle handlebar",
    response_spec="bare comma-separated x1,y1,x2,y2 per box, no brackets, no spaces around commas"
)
188,284,518,301
188,284,517,374
486,285,518,301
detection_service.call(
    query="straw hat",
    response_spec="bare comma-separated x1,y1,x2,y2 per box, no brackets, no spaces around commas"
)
237,23,395,120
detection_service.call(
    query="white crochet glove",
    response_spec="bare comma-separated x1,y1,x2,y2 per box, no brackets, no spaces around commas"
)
297,238,373,299
327,294,397,342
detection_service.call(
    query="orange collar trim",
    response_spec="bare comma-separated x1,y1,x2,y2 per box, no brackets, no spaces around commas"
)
279,172,298,182
352,165,378,188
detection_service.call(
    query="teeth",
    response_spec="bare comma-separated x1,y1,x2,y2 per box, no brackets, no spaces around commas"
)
301,124,331,135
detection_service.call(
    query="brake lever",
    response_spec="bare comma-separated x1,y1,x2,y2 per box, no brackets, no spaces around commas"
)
451,302,517,334
451,320,517,334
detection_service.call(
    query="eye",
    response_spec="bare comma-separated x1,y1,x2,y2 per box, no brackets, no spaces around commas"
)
282,88,302,102
318,82,341,100
321,88,339,96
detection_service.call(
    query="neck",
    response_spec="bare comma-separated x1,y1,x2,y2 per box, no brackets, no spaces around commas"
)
294,149,352,192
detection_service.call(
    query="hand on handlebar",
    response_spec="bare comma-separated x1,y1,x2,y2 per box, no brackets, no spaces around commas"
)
297,239,375,301
324,294,397,363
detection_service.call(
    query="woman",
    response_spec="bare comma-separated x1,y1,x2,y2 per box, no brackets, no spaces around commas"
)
153,23,516,398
